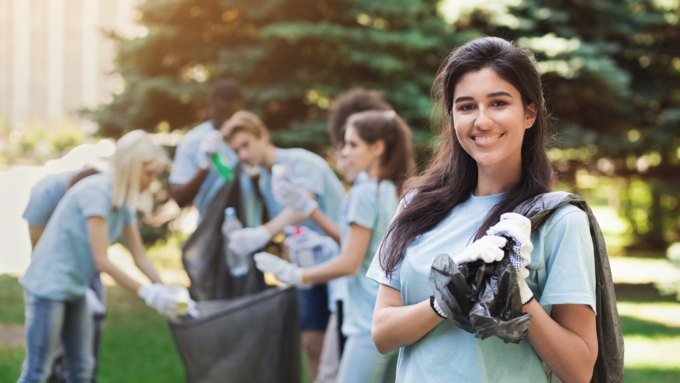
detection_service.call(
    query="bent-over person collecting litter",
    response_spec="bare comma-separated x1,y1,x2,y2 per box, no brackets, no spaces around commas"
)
18,130,195,383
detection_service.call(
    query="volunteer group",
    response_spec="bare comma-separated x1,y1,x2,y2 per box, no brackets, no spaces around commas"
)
18,36,609,383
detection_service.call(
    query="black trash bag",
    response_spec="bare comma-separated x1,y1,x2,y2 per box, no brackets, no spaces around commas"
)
181,165,266,301
430,191,624,382
514,191,624,383
429,248,532,343
169,287,301,383
175,164,302,383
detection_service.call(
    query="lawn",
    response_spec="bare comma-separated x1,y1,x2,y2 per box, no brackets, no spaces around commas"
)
2,262,680,382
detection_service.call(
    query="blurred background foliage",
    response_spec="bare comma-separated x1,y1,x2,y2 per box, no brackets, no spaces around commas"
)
79,0,680,252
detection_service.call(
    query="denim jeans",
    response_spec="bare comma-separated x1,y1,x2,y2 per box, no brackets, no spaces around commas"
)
18,290,94,383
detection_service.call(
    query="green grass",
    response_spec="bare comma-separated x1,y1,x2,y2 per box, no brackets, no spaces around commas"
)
2,273,680,382
0,274,26,325
97,284,185,383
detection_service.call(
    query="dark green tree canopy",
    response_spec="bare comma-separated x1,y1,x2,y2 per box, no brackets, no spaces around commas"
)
92,0,472,146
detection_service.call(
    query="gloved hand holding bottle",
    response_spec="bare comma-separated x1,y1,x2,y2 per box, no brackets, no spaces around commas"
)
228,226,272,258
271,166,318,217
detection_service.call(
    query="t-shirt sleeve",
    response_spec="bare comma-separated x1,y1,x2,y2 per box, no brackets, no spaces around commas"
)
345,186,378,230
78,187,110,219
539,207,597,313
365,192,414,290
169,138,199,185
290,159,325,196
23,185,55,227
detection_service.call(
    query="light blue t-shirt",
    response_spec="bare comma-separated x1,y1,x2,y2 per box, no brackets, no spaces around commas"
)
20,173,136,301
367,192,596,383
22,170,80,227
340,178,398,336
258,148,346,232
169,121,261,226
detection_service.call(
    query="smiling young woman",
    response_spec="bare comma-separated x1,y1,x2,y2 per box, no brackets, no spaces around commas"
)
366,37,600,383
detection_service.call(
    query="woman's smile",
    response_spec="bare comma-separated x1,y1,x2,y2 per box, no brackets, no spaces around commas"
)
471,132,505,148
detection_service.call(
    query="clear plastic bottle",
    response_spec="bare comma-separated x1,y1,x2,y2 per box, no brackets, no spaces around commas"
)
222,207,249,276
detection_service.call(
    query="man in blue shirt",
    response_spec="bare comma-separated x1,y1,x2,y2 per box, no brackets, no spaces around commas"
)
169,79,261,226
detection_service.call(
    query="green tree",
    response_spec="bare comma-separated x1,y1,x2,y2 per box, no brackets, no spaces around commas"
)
91,0,472,148
451,0,680,250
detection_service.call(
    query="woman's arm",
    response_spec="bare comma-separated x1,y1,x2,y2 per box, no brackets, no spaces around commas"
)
309,208,340,244
303,223,370,284
121,225,163,284
372,284,443,354
263,207,307,237
524,301,598,383
28,225,44,250
87,217,144,292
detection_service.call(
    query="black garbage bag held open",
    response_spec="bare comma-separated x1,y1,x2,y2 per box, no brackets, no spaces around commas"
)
172,164,302,383
429,191,624,382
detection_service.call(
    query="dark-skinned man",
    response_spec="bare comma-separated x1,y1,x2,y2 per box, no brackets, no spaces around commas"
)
169,79,261,226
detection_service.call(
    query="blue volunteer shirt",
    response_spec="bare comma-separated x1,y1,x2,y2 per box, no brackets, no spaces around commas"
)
169,121,261,226
258,148,346,232
367,192,597,383
20,173,136,301
22,170,80,227
339,178,398,336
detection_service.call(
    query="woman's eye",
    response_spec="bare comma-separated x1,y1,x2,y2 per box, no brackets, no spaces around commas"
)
458,104,474,111
492,100,507,107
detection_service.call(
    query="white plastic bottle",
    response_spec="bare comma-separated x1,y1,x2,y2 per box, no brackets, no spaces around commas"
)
222,207,248,276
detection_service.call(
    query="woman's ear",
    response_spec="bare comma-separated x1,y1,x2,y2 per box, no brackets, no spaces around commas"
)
372,140,385,158
524,103,538,130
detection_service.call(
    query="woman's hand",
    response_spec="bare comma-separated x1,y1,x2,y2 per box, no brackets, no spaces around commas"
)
449,235,507,264
254,252,304,285
486,213,534,304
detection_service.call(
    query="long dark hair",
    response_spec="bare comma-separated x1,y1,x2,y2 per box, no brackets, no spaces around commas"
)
379,36,554,277
346,110,415,194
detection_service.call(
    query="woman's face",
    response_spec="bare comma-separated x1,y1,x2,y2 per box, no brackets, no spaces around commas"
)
452,67,536,171
341,126,382,174
334,146,361,184
140,161,161,192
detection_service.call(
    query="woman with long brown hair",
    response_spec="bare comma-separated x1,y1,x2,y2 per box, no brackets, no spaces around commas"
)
255,110,415,382
367,36,599,382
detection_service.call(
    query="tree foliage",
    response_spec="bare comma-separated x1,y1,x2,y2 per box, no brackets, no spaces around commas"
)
91,0,471,147
453,0,680,250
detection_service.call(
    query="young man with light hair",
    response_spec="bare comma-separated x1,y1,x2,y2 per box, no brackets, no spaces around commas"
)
222,111,346,382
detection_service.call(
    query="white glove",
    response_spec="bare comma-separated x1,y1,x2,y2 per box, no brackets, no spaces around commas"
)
163,285,199,318
85,288,106,316
197,130,223,170
254,252,304,285
272,174,318,216
487,213,534,304
138,283,176,317
450,235,508,265
139,283,198,318
228,226,272,258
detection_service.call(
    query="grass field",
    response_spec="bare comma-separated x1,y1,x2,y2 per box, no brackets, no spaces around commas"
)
2,262,680,382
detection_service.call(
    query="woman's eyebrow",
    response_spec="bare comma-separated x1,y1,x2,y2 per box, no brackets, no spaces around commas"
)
454,96,474,104
487,91,513,98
